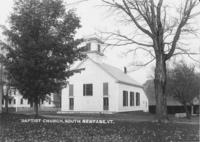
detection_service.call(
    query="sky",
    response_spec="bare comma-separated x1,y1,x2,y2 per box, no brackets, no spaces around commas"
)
0,0,199,84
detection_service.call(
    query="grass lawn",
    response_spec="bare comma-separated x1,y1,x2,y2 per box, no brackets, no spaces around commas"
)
0,113,199,142
41,111,156,122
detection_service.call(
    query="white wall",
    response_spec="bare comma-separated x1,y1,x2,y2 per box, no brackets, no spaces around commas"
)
61,59,119,112
2,92,55,108
118,83,148,112
61,86,69,111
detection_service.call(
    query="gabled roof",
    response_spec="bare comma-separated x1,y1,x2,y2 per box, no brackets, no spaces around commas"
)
84,37,104,44
73,57,143,88
91,59,143,88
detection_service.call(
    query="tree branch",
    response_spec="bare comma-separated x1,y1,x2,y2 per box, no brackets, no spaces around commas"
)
166,0,199,60
128,57,155,72
126,47,155,58
101,31,153,47
102,0,154,38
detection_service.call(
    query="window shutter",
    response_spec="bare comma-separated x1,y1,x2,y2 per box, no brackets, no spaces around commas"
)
83,84,85,96
90,84,93,96
136,92,140,106
69,84,74,96
103,83,108,96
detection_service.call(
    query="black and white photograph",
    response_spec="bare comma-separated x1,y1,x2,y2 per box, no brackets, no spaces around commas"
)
0,0,200,141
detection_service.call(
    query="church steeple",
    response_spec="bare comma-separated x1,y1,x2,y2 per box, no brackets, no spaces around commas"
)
82,37,106,63
84,37,104,56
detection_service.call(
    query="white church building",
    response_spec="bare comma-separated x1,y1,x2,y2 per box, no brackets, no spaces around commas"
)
61,38,148,113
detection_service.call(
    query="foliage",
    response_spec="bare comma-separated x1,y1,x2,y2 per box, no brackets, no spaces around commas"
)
1,0,84,115
52,92,61,108
0,113,199,142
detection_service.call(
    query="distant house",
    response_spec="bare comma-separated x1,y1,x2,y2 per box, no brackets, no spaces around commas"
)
61,38,149,113
1,88,55,112
148,95,183,114
148,96,199,114
144,80,200,114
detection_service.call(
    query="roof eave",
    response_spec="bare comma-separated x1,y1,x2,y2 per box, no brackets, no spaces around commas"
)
116,81,143,88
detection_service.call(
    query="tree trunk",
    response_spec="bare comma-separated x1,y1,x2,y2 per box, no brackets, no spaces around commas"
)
34,98,39,117
0,64,3,113
184,104,191,119
154,54,168,122
191,104,194,116
5,85,10,113
0,85,2,113
5,95,8,113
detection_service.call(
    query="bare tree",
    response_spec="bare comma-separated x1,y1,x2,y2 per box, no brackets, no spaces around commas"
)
167,62,200,119
101,0,200,121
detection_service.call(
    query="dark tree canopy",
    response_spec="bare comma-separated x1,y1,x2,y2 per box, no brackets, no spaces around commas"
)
1,0,84,115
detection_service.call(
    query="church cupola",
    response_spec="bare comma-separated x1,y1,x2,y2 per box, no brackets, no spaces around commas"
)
84,37,104,56
82,37,105,63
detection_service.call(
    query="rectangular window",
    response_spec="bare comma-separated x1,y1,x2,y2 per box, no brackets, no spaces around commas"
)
86,43,91,51
103,82,108,96
69,98,74,110
103,97,109,110
14,99,16,104
83,84,93,96
130,92,134,106
20,99,23,104
14,88,16,95
9,99,12,104
30,102,33,107
98,44,101,52
69,84,74,96
136,92,140,106
123,91,128,106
